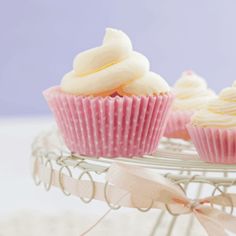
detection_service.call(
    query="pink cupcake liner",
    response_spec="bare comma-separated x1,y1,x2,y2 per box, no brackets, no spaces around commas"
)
187,124,236,164
44,86,174,158
163,110,193,140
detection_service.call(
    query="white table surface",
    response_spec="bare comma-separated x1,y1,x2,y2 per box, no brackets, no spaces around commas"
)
0,116,207,236
0,116,110,215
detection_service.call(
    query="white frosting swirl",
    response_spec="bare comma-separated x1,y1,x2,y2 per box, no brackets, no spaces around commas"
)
173,71,215,111
191,81,236,128
120,72,170,96
61,28,170,96
73,28,133,77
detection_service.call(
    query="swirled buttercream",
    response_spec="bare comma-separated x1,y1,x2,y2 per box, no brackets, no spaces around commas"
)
191,81,236,128
61,28,170,96
173,71,215,111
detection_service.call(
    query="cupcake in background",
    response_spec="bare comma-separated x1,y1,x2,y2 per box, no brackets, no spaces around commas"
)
187,81,236,164
164,70,215,140
44,28,174,158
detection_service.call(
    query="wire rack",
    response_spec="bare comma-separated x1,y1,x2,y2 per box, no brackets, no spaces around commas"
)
31,129,236,236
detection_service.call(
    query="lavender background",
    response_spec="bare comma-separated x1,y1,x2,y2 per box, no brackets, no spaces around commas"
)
1,0,236,116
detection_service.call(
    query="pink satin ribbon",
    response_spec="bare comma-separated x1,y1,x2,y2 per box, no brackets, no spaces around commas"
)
107,164,236,236
35,160,236,236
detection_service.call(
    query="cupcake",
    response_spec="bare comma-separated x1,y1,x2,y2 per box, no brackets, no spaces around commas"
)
187,81,236,164
44,28,173,157
164,70,215,140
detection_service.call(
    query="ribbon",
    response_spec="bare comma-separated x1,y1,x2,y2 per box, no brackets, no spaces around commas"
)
106,163,236,236
34,159,236,236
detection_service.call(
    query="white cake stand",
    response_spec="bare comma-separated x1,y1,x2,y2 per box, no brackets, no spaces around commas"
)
31,129,236,236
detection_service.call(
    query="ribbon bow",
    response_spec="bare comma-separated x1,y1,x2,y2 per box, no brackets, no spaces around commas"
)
106,163,236,236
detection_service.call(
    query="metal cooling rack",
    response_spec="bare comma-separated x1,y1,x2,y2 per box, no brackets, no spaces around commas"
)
31,129,236,236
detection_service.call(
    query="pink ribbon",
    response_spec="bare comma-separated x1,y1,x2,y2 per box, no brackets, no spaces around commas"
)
106,163,236,236
35,160,236,236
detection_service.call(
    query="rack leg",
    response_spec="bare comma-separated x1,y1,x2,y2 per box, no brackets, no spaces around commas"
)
185,172,205,236
149,211,166,236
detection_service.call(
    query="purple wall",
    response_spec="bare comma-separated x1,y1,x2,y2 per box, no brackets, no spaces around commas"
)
1,0,236,116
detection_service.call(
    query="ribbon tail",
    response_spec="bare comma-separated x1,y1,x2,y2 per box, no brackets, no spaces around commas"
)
202,193,236,208
194,206,236,236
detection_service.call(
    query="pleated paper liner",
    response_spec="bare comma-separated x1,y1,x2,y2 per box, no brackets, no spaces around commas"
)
164,110,193,141
187,124,236,164
44,86,174,157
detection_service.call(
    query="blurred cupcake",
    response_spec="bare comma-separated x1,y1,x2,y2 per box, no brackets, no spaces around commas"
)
44,28,173,157
187,81,236,164
164,70,215,140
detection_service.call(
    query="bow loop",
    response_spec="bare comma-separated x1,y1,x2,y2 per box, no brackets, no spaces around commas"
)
107,163,236,236
107,163,188,205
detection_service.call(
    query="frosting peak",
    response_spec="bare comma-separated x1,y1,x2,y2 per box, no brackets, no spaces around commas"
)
173,71,215,111
103,28,132,48
191,81,236,128
61,28,170,96
175,71,207,89
73,28,133,77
